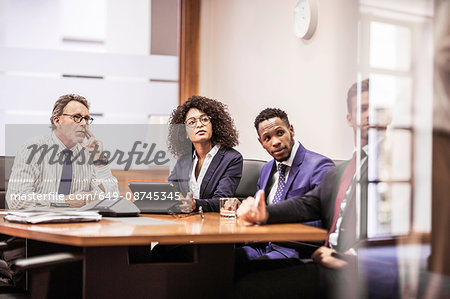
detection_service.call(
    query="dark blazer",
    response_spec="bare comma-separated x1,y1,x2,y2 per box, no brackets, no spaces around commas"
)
266,157,368,252
257,141,335,202
168,147,243,212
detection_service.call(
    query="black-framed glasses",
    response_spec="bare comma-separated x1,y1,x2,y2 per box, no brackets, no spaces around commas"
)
184,114,211,128
62,113,94,124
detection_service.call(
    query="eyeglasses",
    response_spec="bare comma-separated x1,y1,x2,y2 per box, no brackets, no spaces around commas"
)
62,113,94,124
184,114,211,128
169,206,204,219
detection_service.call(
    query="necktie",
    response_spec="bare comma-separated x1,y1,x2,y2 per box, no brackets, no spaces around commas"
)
325,154,356,247
58,149,73,195
272,163,287,204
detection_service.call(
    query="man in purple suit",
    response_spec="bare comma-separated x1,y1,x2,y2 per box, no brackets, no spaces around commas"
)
240,108,335,260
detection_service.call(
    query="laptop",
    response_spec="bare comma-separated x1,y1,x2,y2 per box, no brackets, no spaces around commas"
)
128,182,182,214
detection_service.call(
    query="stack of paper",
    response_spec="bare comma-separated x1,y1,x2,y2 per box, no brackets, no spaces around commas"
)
5,209,102,224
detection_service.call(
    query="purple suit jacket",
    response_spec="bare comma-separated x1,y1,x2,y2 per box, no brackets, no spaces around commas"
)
257,141,334,207
168,147,243,212
243,142,334,258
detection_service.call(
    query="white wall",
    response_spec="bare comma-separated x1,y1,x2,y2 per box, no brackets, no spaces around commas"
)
4,0,61,49
199,0,360,160
106,0,150,55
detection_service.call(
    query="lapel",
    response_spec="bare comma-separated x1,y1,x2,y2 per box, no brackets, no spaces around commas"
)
280,142,306,200
260,160,275,194
199,147,226,198
178,155,192,195
336,157,368,251
326,161,350,226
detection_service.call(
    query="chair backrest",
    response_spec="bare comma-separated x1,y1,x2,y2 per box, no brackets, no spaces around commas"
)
333,159,346,167
234,159,266,200
0,156,15,209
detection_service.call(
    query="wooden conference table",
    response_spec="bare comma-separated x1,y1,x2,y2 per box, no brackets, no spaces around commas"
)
0,213,326,298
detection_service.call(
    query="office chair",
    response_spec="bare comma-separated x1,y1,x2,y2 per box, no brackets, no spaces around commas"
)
234,159,266,200
0,252,83,298
0,156,83,297
332,159,346,167
0,156,14,209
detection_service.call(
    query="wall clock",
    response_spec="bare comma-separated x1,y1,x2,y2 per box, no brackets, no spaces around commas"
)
294,0,318,40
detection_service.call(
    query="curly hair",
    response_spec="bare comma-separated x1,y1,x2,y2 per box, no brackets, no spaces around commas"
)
167,96,239,157
254,108,290,134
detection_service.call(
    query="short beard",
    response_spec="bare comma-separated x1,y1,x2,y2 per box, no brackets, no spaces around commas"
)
275,135,295,162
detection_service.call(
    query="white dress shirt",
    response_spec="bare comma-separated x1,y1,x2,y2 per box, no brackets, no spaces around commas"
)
189,145,220,199
267,141,300,205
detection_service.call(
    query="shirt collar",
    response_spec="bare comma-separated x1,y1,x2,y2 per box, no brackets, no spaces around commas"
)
362,144,369,156
51,131,81,155
352,145,369,157
192,144,221,160
276,140,299,168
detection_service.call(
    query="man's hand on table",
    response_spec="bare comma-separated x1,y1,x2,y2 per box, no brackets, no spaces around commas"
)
236,190,268,225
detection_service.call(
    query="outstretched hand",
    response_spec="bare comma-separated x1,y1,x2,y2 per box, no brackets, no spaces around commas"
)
236,190,268,225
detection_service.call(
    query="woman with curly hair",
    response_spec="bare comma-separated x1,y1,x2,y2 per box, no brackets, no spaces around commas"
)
167,95,243,212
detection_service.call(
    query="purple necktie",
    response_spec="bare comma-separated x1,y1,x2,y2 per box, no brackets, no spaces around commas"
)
58,149,73,195
272,163,287,204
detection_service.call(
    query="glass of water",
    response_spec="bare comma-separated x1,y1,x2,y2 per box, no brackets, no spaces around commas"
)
220,198,239,218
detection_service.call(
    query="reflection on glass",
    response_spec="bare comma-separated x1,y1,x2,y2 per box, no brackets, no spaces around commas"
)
368,182,411,237
370,22,411,71
368,128,412,182
370,74,412,127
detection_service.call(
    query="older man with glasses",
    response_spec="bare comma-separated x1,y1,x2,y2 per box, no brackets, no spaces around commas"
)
6,94,119,209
